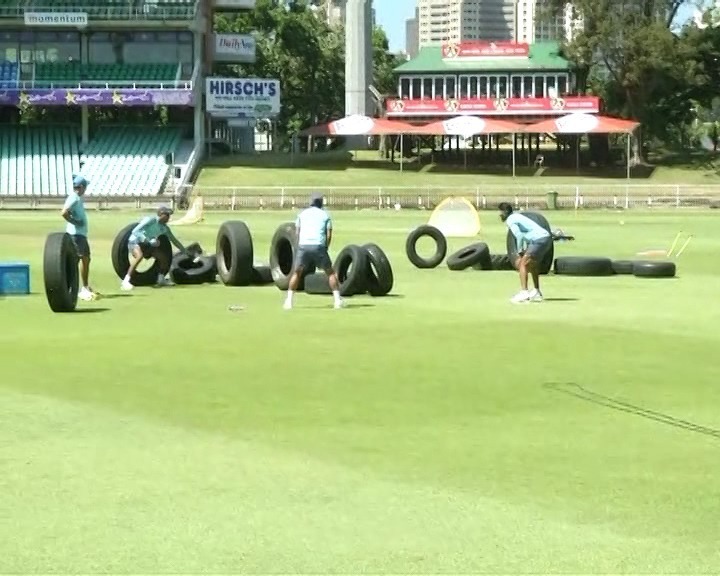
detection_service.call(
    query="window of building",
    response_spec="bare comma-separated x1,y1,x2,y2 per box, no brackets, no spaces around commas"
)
511,76,522,98
400,77,410,98
434,77,443,99
479,76,488,99
534,75,545,98
422,77,433,99
88,31,192,65
0,31,18,63
411,77,421,99
5,31,80,63
498,76,508,98
445,76,456,98
459,76,469,98
546,75,556,96
558,75,568,95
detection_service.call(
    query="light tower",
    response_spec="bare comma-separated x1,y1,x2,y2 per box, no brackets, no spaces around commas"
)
344,0,373,117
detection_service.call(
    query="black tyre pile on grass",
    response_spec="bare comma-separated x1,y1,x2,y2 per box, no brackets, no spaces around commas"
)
404,211,678,280
104,220,395,297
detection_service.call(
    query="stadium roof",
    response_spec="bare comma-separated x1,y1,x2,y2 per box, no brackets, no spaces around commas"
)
394,42,571,74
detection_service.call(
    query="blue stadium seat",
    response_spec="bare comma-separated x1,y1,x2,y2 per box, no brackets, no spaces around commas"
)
0,61,19,89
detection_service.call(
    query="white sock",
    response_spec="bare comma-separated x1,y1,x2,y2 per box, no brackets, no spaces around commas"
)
286,289,294,302
332,290,341,302
157,273,165,282
123,275,131,283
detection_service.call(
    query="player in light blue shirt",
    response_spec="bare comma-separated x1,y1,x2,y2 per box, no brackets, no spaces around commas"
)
121,205,187,290
60,174,96,301
284,193,344,310
499,202,552,303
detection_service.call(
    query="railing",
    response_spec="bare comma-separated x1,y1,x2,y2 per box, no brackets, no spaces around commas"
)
0,2,199,20
176,184,720,211
8,79,193,90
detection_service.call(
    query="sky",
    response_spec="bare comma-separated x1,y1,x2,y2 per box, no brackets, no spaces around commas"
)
374,1,699,55
375,0,415,53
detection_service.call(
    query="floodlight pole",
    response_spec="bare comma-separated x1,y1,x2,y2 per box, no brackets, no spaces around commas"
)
626,133,631,179
400,133,404,173
512,132,516,177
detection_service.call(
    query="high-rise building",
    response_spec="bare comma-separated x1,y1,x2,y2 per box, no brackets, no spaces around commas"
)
516,1,582,43
405,7,419,57
417,0,516,47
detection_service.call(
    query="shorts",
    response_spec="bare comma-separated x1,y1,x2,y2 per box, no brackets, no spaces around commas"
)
71,234,91,258
525,236,553,261
128,241,155,259
294,244,332,271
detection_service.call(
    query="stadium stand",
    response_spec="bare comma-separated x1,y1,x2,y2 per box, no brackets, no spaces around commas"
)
0,127,81,196
34,63,179,87
0,0,198,19
0,61,18,88
80,126,182,196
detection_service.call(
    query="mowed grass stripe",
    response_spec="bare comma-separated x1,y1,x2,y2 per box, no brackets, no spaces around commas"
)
1,389,717,574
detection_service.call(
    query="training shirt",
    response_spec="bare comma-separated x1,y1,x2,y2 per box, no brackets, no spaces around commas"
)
129,215,182,249
63,191,88,237
296,206,332,247
506,212,550,251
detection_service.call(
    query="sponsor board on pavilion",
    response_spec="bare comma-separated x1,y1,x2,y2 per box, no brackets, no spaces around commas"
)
0,88,193,107
442,41,530,59
386,97,600,116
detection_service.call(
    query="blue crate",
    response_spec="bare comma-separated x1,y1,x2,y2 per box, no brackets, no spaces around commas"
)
0,262,30,295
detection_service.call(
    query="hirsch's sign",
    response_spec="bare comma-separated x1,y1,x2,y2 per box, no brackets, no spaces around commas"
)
205,78,280,117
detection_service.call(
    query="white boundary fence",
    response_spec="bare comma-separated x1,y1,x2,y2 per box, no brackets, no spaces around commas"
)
178,184,720,211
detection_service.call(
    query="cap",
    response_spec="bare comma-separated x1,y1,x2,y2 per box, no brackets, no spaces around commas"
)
310,192,324,207
72,174,89,188
157,205,174,216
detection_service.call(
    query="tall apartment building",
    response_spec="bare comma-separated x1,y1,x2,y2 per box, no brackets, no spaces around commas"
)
516,1,582,43
405,7,420,57
417,0,516,47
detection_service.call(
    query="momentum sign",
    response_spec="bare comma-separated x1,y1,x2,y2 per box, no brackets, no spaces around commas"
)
205,77,280,117
213,0,256,9
212,34,256,63
386,96,601,116
24,12,88,26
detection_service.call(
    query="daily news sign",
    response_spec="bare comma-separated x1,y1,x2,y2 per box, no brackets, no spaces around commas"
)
212,34,256,63
205,78,280,117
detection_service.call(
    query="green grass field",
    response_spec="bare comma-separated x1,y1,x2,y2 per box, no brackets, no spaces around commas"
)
195,150,720,188
2,208,720,573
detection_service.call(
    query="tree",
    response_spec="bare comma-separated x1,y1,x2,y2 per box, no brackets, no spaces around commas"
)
372,27,404,97
542,1,700,155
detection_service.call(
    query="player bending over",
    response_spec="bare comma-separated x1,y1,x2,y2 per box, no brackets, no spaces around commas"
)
284,193,344,310
121,206,187,291
60,174,96,301
499,202,552,303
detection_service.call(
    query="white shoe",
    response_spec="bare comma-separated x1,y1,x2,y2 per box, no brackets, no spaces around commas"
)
528,289,544,302
121,279,134,291
511,290,531,304
78,287,94,301
156,275,174,287
283,300,293,310
334,299,346,309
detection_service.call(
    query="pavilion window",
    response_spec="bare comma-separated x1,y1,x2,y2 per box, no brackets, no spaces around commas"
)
534,75,544,98
489,76,498,98
445,76,456,99
511,76,522,98
459,76,470,98
422,77,433,99
499,76,508,98
523,76,533,98
434,77,443,99
400,77,410,99
469,76,478,98
479,76,488,98
411,78,421,99
558,75,568,95
546,75,556,97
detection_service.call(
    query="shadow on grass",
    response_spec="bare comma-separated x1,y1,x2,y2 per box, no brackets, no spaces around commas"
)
97,293,136,300
382,294,405,299
544,382,720,440
543,297,580,302
74,307,110,314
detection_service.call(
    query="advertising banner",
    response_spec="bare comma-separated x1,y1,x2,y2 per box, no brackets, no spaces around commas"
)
205,77,280,117
24,12,88,27
213,0,256,9
0,88,194,107
213,33,256,63
386,97,601,116
442,41,530,59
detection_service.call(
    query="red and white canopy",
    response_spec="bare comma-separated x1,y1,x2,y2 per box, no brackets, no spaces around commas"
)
523,113,639,134
300,114,416,136
411,115,522,138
